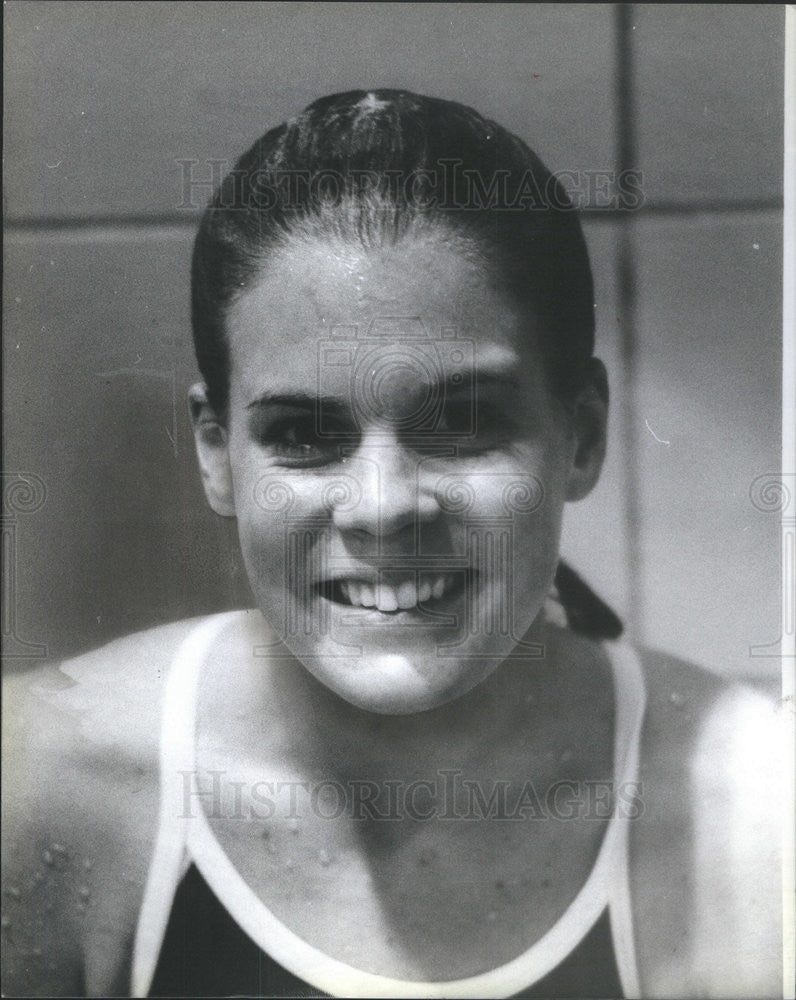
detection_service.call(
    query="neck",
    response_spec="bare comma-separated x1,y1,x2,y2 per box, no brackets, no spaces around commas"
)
247,613,613,790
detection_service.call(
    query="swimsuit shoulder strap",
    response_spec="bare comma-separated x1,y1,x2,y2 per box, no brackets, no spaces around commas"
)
130,612,239,998
604,639,647,999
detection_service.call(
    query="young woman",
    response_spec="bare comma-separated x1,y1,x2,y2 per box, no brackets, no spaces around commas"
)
2,90,781,998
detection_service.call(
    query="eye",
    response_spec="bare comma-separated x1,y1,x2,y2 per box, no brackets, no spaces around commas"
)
257,415,349,467
435,399,516,452
437,399,475,436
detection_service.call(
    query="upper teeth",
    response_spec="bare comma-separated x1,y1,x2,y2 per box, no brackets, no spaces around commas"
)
338,575,454,611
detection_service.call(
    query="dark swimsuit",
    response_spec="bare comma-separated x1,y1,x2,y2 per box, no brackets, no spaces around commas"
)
149,866,624,998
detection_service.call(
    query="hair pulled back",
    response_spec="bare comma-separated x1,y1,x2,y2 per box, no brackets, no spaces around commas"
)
191,89,595,418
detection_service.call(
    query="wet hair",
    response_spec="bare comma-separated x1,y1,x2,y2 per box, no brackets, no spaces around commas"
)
191,89,596,420
554,561,623,639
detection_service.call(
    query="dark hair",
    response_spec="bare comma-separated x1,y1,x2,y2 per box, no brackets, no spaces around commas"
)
191,89,595,420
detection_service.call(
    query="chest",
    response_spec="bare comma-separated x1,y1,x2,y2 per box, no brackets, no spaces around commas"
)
195,761,611,980
188,626,618,980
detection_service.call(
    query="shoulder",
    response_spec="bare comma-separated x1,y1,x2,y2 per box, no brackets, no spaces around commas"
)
4,614,217,768
626,643,782,997
1,612,241,996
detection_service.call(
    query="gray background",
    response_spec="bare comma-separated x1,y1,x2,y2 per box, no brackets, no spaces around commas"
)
2,2,784,678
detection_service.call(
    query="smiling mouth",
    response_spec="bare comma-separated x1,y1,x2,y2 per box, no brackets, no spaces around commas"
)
317,573,467,613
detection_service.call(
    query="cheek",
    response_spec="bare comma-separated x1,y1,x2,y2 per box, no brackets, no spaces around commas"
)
235,511,285,613
454,465,565,590
471,448,568,580
233,465,333,593
471,439,569,519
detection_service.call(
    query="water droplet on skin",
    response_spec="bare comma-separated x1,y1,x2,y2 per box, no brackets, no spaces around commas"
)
669,691,686,708
319,849,331,867
42,851,54,866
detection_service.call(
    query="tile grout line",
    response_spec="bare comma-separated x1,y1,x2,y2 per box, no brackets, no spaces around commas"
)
2,199,785,238
615,2,645,643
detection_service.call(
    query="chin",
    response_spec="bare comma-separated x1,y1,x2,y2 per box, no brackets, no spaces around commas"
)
306,650,486,716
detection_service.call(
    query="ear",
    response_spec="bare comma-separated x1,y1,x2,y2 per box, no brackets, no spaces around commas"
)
188,383,236,517
565,358,609,502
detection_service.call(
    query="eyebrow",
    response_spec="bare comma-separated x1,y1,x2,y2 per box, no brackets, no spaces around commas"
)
244,370,523,412
246,391,329,412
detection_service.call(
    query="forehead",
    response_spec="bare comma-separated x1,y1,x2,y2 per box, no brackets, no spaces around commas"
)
224,233,538,393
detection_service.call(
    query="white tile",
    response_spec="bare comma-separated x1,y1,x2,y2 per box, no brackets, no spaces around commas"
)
634,212,782,677
634,5,784,206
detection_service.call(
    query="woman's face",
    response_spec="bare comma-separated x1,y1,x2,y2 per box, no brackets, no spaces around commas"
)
194,233,604,714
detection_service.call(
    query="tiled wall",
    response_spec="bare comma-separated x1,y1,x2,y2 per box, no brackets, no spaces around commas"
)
3,3,784,677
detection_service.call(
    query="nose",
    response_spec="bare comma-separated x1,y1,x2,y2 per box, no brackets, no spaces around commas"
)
330,432,440,537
